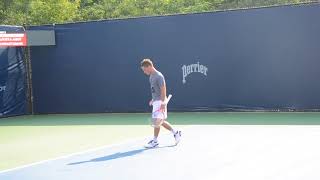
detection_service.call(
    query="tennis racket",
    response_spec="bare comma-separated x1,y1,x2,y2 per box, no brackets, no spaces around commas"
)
165,94,173,104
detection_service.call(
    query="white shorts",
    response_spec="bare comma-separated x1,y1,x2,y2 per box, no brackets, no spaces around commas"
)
152,100,167,120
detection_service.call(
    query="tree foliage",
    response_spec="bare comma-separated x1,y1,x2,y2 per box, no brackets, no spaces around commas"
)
0,0,314,25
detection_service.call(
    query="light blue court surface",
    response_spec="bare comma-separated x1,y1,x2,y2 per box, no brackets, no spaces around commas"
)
1,125,320,180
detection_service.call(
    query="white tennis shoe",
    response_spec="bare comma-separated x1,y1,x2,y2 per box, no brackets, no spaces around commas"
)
145,139,159,148
174,130,182,145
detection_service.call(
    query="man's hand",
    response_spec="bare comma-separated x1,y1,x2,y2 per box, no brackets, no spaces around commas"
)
149,100,153,106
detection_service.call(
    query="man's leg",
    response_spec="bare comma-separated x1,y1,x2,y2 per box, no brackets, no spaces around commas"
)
153,118,163,141
162,120,181,145
162,120,174,132
145,119,162,148
154,126,160,139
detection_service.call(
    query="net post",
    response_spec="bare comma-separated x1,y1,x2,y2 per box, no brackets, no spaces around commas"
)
23,25,34,115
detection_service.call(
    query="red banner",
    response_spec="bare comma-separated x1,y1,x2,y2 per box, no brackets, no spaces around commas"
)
0,33,27,47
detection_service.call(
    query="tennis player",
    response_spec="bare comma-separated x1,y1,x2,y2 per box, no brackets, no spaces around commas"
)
141,58,181,148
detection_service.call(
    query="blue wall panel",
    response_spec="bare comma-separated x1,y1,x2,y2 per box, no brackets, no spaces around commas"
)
29,4,320,113
0,26,27,117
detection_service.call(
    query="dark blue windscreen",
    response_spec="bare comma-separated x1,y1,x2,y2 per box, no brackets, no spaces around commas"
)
29,4,320,113
0,26,27,117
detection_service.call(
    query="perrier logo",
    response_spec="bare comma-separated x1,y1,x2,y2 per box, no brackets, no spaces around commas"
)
182,62,208,84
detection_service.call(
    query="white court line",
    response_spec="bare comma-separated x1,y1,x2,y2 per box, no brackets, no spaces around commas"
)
0,125,193,174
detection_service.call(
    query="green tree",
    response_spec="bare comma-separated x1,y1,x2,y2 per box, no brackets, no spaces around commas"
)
27,0,80,25
0,0,31,25
0,0,315,25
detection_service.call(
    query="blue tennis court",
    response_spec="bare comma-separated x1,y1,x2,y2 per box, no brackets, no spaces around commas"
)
2,125,320,180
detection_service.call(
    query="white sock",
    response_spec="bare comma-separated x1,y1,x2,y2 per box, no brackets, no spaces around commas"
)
171,129,177,134
153,137,158,142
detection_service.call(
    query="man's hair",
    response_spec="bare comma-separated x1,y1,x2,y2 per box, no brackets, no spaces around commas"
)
141,59,153,67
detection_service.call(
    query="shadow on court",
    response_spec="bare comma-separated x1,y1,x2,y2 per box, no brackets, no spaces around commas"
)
68,145,176,165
